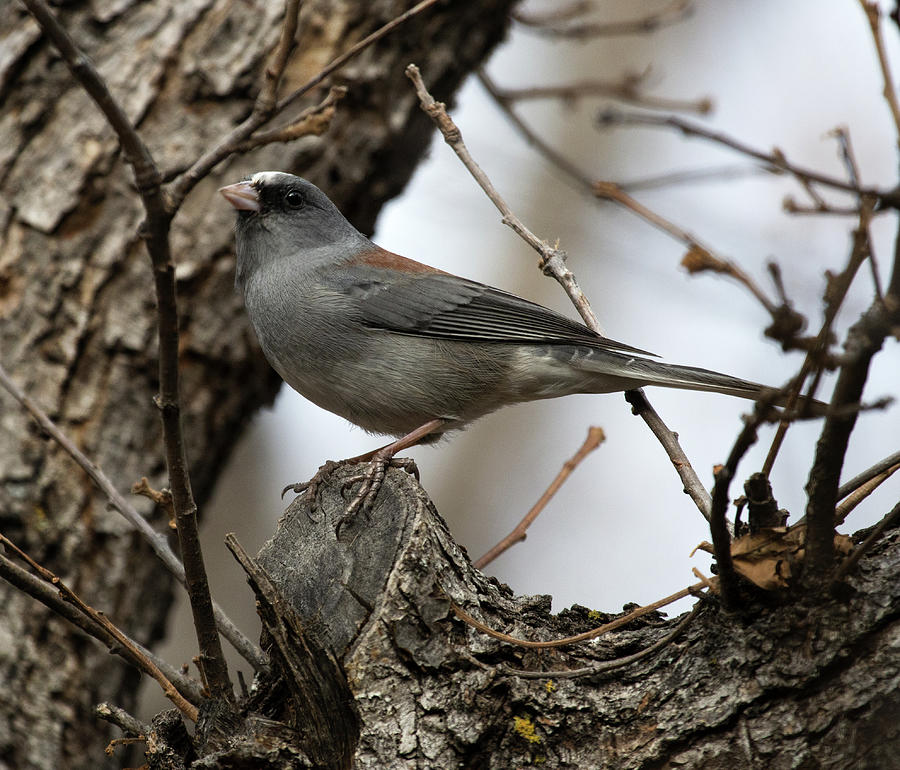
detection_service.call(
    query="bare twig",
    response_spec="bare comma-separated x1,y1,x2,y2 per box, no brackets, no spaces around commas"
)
805,301,895,579
761,199,876,476
834,462,900,525
0,537,199,721
233,86,348,152
482,69,794,327
858,0,900,146
486,601,704,679
832,126,885,301
622,164,767,193
167,0,302,206
96,703,150,739
0,549,204,703
407,63,602,332
170,0,441,208
624,389,712,519
477,68,714,522
597,109,898,204
0,350,265,673
478,69,597,190
831,499,900,586
514,0,693,39
22,0,250,701
475,427,605,569
783,200,860,216
496,77,711,114
257,0,302,115
709,410,766,608
838,448,900,501
451,579,708,649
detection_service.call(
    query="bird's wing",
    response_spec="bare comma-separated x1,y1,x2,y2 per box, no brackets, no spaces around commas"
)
342,267,656,357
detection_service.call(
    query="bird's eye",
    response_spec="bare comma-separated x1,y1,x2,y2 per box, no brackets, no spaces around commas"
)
284,190,304,209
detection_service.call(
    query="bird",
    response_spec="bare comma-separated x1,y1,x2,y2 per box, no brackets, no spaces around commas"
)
220,171,796,525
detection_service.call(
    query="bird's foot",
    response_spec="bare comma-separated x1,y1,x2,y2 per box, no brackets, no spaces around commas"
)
282,459,345,519
334,455,419,534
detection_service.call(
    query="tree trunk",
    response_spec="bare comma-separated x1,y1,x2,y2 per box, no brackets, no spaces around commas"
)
225,469,897,769
0,1,514,767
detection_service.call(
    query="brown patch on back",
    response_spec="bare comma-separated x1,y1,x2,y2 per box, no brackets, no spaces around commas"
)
355,245,450,275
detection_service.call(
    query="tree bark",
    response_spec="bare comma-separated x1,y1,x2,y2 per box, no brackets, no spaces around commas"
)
228,468,898,769
0,1,514,767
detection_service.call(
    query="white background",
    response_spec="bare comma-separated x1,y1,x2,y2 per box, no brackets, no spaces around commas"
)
143,0,900,713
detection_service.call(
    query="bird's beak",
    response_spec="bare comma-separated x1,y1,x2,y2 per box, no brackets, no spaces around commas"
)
219,181,260,212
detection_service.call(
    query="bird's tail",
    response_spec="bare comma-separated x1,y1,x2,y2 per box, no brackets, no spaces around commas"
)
567,349,827,413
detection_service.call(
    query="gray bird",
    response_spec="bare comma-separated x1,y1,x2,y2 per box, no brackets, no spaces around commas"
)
220,172,788,520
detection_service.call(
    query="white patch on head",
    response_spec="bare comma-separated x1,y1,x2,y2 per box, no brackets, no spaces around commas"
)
251,171,292,187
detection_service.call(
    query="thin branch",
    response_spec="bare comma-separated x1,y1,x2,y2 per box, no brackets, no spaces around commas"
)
256,0,302,115
514,0,693,39
838,448,900,501
169,0,441,208
802,195,900,579
709,410,766,609
858,0,900,146
621,164,767,193
478,67,714,523
486,602,703,679
0,356,266,673
624,389,712,520
831,499,900,586
451,579,707,649
595,181,782,317
833,126,885,301
0,537,199,721
783,199,861,216
805,301,895,580
0,549,203,703
761,199,876,476
232,86,347,152
496,77,711,114
834,461,900,525
597,109,898,205
19,0,162,199
475,427,605,569
167,0,302,206
407,63,602,332
95,703,149,739
277,0,441,113
484,72,787,328
23,0,239,701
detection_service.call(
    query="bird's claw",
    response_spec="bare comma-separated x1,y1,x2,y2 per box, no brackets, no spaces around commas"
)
282,460,344,521
334,456,419,534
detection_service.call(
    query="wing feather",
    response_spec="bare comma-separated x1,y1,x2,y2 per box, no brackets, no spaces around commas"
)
343,269,655,357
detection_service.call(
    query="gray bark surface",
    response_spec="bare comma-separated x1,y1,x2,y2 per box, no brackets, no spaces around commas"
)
0,1,513,766
247,468,899,770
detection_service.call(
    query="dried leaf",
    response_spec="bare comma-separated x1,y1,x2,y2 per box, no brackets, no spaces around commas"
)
694,526,854,590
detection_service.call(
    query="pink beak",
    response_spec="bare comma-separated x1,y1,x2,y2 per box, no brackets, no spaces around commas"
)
219,180,260,212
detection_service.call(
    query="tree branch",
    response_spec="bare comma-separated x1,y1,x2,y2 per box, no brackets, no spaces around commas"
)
597,108,900,205
0,537,200,720
22,0,233,701
475,427,605,568
0,360,267,672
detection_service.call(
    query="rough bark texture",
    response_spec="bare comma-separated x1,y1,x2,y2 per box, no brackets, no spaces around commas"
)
0,1,514,767
240,468,898,770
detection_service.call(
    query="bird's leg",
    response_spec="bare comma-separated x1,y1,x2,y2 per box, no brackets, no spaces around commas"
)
335,418,447,532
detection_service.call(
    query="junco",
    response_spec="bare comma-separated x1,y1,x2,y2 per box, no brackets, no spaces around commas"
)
220,172,784,521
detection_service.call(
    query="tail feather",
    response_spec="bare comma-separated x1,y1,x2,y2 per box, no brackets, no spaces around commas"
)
568,349,827,414
621,357,764,399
